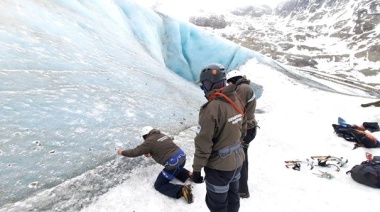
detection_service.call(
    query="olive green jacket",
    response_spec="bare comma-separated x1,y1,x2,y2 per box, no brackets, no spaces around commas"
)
121,129,180,166
235,77,257,129
192,84,245,172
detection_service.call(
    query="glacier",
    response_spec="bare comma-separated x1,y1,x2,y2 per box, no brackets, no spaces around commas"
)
0,0,271,209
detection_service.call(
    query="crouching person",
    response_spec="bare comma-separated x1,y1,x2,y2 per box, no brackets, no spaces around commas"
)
117,126,193,204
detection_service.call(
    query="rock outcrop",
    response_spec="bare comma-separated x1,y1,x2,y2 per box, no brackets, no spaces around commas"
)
189,0,379,88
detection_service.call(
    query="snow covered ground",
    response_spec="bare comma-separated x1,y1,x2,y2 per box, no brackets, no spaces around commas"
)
81,59,380,212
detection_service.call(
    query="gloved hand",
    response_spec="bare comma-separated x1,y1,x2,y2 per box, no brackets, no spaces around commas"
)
243,127,257,145
191,171,204,184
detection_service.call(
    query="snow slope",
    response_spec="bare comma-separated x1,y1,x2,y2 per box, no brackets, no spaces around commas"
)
80,59,380,212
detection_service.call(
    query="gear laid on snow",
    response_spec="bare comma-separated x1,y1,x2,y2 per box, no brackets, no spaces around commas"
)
310,156,348,167
333,117,380,149
310,155,349,172
313,159,341,172
284,159,314,171
285,156,348,172
346,155,380,188
313,170,334,179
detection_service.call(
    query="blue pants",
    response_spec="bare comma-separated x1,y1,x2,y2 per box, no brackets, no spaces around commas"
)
154,159,190,199
204,166,242,212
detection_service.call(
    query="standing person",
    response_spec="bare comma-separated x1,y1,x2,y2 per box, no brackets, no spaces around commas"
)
226,69,258,199
191,63,245,212
117,126,194,204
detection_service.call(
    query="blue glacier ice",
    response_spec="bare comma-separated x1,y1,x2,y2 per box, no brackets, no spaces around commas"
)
0,0,272,209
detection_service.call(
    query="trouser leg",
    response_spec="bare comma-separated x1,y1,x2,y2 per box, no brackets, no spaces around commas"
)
204,167,241,212
206,190,228,212
176,167,190,183
239,147,249,194
227,180,240,212
154,170,183,199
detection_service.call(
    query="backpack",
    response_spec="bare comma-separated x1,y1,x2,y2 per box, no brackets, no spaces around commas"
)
332,124,379,149
346,160,380,188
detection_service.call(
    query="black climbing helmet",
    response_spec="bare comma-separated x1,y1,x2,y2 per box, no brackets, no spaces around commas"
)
199,63,226,92
199,63,226,83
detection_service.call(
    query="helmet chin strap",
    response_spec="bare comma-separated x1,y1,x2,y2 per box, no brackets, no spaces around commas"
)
201,81,211,93
200,84,207,93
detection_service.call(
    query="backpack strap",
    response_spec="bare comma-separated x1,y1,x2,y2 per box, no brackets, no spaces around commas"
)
209,89,245,116
353,143,364,150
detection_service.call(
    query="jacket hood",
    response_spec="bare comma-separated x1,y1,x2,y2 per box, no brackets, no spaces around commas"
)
236,77,251,85
144,129,160,139
205,84,238,102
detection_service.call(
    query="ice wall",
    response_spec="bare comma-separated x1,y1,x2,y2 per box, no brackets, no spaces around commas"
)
0,0,268,207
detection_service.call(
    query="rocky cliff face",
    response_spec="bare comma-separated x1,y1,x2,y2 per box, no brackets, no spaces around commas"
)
275,0,380,63
189,0,379,88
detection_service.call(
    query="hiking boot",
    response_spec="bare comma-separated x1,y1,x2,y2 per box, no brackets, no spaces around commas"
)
239,192,250,198
182,184,194,204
